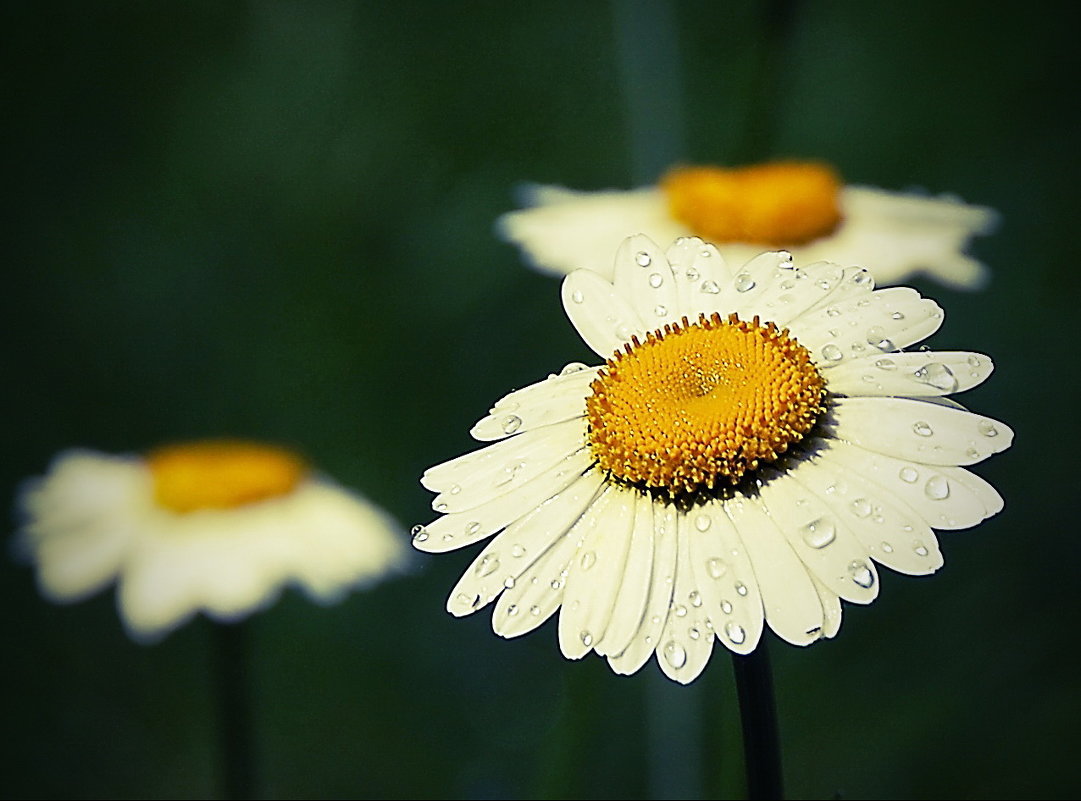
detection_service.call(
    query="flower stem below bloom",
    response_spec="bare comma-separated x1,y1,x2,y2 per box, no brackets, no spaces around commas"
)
732,645,784,800
213,621,256,799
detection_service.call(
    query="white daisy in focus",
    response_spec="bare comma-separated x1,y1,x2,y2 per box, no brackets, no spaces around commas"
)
497,161,998,290
414,235,1011,684
16,440,407,641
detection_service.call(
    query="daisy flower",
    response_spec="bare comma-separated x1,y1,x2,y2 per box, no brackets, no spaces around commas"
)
16,440,407,641
415,235,1010,684
497,161,998,290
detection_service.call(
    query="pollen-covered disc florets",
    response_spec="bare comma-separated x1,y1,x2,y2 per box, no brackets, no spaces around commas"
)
585,312,826,496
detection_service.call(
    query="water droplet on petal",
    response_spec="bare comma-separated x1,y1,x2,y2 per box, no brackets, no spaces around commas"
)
913,541,930,557
688,590,703,608
899,467,919,483
826,307,841,318
685,267,700,281
560,362,588,375
913,421,934,437
801,517,837,548
735,582,748,597
707,558,727,579
636,251,652,267
866,327,894,352
849,498,872,519
529,604,541,616
648,272,664,288
914,362,959,392
571,290,584,304
435,502,448,513
735,273,756,292
875,358,896,371
848,560,875,588
852,270,873,286
411,525,428,542
580,631,593,647
503,576,516,589
466,521,481,535
721,600,733,615
891,311,906,320
978,420,999,437
688,627,701,640
654,304,668,317
967,355,982,367
880,541,894,553
695,514,712,532
475,554,500,577
511,544,526,558
917,470,949,500
580,550,597,570
502,415,522,434
725,621,747,645
663,640,688,669
674,604,688,618
821,344,843,362
700,279,720,294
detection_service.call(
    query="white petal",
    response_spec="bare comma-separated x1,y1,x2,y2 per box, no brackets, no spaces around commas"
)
688,500,764,655
665,236,735,319
792,287,944,366
415,450,594,553
724,496,824,646
829,397,1013,466
826,351,994,397
792,449,943,576
757,466,878,605
594,492,655,657
433,419,587,512
471,371,595,441
608,505,679,675
31,515,136,603
820,439,999,530
496,185,685,280
557,485,636,659
445,471,604,618
485,472,606,633
656,512,715,684
562,269,647,358
937,465,1004,517
611,234,682,329
725,251,797,320
809,574,843,639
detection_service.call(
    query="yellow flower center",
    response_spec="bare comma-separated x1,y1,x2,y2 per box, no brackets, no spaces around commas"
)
586,313,826,497
147,440,307,513
661,161,843,246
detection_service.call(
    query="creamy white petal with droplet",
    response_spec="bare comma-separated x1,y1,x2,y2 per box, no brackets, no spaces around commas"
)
557,486,635,659
434,419,587,512
826,351,994,397
757,465,877,604
665,237,733,318
608,505,679,675
415,449,594,553
491,521,581,639
809,574,842,639
725,497,823,646
794,449,942,576
725,251,796,319
656,513,715,684
595,493,654,657
830,397,1013,466
490,364,599,414
484,472,606,633
471,391,588,442
821,439,995,530
563,268,647,357
611,234,681,328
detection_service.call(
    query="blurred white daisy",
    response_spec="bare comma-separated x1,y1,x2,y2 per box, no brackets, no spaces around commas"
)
498,161,998,290
16,440,407,641
415,235,1011,684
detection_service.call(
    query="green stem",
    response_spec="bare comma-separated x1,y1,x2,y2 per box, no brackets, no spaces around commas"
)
732,645,783,800
212,621,255,799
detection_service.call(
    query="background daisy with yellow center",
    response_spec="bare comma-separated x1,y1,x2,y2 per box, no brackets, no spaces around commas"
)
498,161,997,290
416,234,1011,684
16,440,407,641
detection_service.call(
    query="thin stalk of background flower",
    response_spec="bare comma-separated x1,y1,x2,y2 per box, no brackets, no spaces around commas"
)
213,621,256,799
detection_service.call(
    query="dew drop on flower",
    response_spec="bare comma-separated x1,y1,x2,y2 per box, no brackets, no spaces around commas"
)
695,514,712,532
663,640,688,669
721,600,733,615
914,362,959,392
411,525,428,542
571,290,584,304
849,498,872,519
876,358,896,371
700,279,720,294
848,560,875,588
978,420,999,437
580,550,597,570
580,631,593,647
502,415,522,434
801,517,837,548
913,421,934,437
734,273,756,293
725,622,747,645
924,475,950,500
636,251,652,267
707,558,727,579
899,467,919,483
649,272,664,288
821,344,843,362
735,581,748,597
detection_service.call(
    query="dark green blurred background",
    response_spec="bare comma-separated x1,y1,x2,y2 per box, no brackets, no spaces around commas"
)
4,1,1078,798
